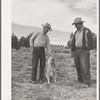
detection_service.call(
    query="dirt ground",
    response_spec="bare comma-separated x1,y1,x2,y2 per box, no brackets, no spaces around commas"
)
12,47,97,100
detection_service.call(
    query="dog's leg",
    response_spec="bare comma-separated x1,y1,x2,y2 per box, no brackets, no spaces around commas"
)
47,76,50,84
53,71,57,83
46,73,50,84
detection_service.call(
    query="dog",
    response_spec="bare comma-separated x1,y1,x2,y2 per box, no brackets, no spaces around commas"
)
45,56,57,84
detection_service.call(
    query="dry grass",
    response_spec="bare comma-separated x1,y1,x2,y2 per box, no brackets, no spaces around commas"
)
12,47,97,100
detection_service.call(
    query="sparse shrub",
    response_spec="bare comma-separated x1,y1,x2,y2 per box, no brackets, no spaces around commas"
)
19,36,26,47
63,50,71,53
12,32,34,50
12,33,19,50
51,45,69,53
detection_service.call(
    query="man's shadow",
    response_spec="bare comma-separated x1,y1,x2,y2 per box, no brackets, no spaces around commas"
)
91,79,96,84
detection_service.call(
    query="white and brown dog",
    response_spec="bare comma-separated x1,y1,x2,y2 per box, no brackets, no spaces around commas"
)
45,56,57,84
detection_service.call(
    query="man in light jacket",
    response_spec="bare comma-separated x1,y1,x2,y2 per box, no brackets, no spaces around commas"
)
30,23,52,84
71,17,93,88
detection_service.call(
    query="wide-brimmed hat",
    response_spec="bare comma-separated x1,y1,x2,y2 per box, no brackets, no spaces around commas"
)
72,17,85,25
42,23,52,31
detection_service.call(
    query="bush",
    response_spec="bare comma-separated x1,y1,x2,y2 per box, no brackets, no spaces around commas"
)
12,33,19,50
11,32,34,50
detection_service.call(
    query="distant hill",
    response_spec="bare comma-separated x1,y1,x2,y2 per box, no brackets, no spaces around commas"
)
12,23,41,38
12,23,71,46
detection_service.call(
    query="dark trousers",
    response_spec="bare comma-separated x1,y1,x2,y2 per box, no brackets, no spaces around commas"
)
31,47,45,81
74,49,91,83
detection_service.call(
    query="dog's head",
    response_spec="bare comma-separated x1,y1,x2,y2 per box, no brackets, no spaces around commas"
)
48,56,56,68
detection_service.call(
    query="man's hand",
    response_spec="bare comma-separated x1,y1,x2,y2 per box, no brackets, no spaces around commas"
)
46,54,51,58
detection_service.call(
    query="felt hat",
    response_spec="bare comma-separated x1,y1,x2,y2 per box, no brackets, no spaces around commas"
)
72,17,85,25
42,23,52,31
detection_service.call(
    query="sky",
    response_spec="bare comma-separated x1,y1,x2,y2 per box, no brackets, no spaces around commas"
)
12,0,97,45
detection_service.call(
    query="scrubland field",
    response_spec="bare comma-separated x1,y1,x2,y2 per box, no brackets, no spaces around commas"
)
12,46,97,100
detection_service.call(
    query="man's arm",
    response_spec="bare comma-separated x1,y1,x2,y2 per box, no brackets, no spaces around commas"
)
46,36,51,57
87,29,93,50
71,34,76,52
30,32,37,47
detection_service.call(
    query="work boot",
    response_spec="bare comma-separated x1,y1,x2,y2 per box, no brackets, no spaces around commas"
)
82,82,91,88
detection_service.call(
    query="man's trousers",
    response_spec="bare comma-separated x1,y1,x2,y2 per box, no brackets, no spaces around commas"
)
31,47,45,81
74,48,91,84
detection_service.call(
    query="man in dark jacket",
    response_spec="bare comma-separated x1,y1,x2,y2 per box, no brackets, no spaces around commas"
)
71,17,93,88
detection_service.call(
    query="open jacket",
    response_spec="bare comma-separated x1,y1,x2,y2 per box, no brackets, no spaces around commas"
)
71,27,93,52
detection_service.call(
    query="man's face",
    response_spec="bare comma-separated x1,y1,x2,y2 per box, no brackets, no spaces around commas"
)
75,23,82,30
43,26,49,33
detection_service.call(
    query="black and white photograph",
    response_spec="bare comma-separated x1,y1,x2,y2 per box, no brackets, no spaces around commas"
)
2,0,98,100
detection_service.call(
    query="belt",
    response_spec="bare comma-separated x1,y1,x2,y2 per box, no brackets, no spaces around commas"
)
75,47,88,50
75,47,82,49
34,47,44,49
